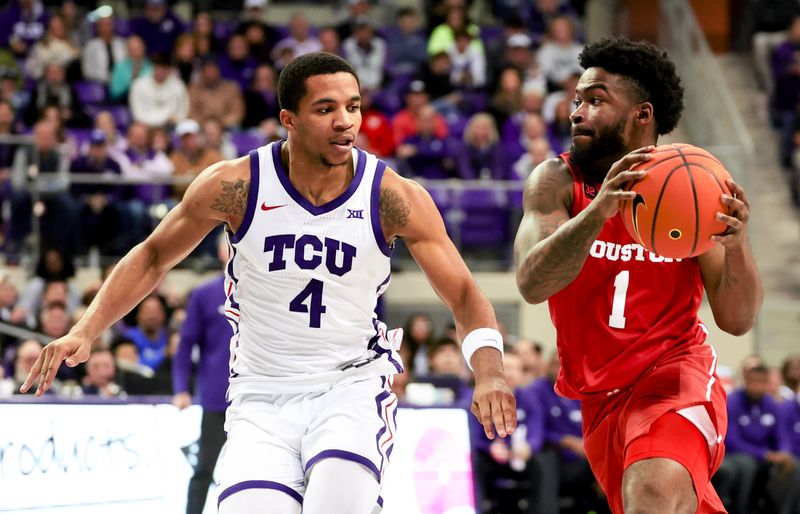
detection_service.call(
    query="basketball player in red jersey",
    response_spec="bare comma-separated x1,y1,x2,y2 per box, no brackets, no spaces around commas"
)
514,37,763,513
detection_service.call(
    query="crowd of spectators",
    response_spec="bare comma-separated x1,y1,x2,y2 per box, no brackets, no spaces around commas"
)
0,0,588,266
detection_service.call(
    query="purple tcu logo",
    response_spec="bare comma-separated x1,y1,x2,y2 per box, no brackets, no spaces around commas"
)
263,234,357,276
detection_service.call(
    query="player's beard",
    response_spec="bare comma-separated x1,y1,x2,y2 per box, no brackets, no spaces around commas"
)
569,117,627,182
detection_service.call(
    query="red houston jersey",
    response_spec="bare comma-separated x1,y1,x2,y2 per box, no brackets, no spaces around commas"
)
550,152,709,400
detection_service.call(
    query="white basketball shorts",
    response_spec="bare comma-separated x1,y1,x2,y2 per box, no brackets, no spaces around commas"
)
216,375,398,509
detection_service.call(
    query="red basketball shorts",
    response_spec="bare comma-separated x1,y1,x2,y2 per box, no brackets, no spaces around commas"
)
581,343,728,514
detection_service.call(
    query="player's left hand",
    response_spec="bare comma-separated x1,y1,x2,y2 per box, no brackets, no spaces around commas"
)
471,372,517,440
711,179,750,248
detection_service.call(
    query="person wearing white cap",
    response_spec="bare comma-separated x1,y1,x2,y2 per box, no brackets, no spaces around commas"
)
170,119,223,200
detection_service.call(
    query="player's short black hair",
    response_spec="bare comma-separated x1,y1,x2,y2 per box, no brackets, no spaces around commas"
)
578,36,684,135
277,52,359,113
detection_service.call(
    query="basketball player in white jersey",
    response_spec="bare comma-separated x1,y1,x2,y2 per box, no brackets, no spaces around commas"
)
22,52,516,513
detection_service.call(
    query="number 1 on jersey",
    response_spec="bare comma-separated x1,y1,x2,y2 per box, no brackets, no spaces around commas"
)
290,279,327,328
608,270,629,329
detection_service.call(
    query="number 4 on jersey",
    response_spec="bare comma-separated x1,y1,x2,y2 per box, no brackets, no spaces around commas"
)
609,270,629,329
290,279,327,328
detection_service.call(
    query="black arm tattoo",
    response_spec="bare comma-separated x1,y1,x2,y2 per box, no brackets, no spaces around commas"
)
516,162,604,303
379,187,410,229
211,179,249,216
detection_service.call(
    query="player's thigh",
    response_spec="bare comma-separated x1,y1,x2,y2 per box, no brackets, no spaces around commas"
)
217,488,301,514
303,458,382,514
216,401,306,510
622,411,709,514
302,376,398,482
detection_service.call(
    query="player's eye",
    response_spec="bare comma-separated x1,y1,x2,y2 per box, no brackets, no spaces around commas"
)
591,97,603,106
348,105,361,112
573,98,581,108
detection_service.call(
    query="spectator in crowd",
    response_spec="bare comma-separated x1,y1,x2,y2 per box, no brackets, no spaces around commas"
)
385,7,428,80
781,355,800,399
202,117,237,160
526,0,582,38
109,35,152,102
336,0,373,42
342,16,386,91
81,12,126,84
427,6,483,58
392,79,449,147
490,66,524,130
449,28,487,91
219,34,259,93
0,339,44,396
716,364,800,514
191,11,222,57
472,351,544,512
532,354,600,514
422,51,460,114
172,33,199,86
318,26,342,57
0,99,18,176
461,112,506,180
242,64,279,129
513,136,554,179
0,0,48,59
111,335,159,395
70,129,127,256
403,312,436,376
485,14,529,85
39,300,70,341
0,68,28,118
428,336,466,378
24,14,79,80
397,104,461,179
8,120,75,257
13,248,79,326
81,348,121,397
771,16,800,168
536,15,584,89
271,12,322,66
236,0,282,63
781,393,800,460
188,58,244,129
0,273,18,326
125,295,170,372
57,1,84,49
130,0,186,58
170,119,223,200
357,88,395,158
88,110,127,158
502,81,547,143
504,111,549,165
497,32,546,93
512,337,543,385
25,61,89,128
129,53,189,129
118,122,173,243
173,237,232,514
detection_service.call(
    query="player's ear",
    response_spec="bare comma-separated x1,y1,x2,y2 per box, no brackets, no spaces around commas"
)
279,109,294,129
636,102,654,124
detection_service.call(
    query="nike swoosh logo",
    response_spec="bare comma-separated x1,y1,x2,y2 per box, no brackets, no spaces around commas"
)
631,194,646,244
261,203,286,211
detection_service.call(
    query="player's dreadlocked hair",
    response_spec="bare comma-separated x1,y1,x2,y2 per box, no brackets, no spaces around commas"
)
579,36,684,135
278,52,360,113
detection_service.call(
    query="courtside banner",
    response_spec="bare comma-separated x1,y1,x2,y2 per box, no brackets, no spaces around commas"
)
0,403,474,514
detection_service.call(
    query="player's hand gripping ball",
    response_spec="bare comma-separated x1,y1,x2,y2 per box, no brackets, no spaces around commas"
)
619,143,732,259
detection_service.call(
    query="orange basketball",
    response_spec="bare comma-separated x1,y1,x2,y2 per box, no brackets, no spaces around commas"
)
619,143,732,259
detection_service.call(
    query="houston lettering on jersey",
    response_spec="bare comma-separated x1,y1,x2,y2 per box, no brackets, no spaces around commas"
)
588,240,683,264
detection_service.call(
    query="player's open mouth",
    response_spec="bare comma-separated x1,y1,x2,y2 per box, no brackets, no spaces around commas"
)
332,138,354,148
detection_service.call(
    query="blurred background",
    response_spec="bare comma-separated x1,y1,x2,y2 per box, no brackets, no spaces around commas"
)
0,0,799,513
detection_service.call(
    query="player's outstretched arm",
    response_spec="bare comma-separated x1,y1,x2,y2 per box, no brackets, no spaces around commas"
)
380,169,516,439
21,157,249,396
514,150,652,304
697,180,763,335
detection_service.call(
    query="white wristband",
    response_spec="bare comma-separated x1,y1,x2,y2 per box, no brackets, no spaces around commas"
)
461,328,504,371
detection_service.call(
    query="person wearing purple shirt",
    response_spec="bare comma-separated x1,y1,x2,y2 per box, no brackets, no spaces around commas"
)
396,105,463,180
781,395,800,458
0,0,48,59
715,365,800,514
218,35,259,94
130,0,186,58
531,354,601,514
173,248,232,514
125,295,170,372
470,352,545,513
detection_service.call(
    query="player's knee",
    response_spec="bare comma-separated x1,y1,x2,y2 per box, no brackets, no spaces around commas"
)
623,460,697,514
304,458,381,514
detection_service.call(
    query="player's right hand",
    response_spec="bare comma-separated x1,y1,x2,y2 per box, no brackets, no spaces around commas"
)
20,334,92,397
592,146,654,220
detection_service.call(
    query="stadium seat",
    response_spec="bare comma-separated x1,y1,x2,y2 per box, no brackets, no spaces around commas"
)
230,131,265,156
456,188,510,248
75,81,107,105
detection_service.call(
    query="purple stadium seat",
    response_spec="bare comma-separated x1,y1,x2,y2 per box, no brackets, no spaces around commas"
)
75,81,107,105
457,188,510,247
372,90,403,116
230,131,265,156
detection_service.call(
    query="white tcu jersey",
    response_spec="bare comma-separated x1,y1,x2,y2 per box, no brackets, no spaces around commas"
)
224,142,402,396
